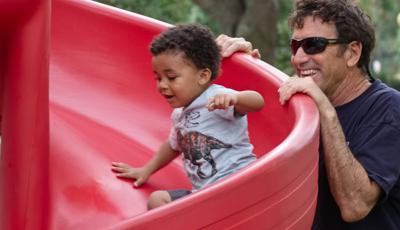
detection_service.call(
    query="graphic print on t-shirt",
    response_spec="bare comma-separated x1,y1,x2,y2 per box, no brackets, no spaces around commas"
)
177,130,232,179
183,111,200,128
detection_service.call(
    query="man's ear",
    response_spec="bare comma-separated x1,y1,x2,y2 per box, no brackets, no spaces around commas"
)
198,68,212,85
345,41,362,67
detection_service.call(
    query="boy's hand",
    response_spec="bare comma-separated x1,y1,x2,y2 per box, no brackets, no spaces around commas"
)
206,93,238,111
111,162,149,187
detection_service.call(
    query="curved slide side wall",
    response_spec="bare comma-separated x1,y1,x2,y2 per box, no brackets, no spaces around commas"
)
49,0,320,229
0,0,50,229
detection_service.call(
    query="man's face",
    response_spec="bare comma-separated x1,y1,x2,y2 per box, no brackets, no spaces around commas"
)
291,16,348,96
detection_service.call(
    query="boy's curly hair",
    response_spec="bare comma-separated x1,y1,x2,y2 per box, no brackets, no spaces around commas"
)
289,0,375,76
150,24,221,80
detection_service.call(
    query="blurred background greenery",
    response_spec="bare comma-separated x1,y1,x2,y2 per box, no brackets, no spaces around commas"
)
96,0,400,89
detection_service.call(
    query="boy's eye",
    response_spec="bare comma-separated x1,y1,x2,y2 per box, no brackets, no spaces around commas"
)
167,76,177,80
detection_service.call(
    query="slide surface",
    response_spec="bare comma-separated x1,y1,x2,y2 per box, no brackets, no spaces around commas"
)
48,0,320,229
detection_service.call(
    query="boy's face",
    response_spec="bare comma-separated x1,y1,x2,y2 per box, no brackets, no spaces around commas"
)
152,51,210,108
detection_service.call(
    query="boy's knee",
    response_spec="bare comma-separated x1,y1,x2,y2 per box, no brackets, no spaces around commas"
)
147,190,171,210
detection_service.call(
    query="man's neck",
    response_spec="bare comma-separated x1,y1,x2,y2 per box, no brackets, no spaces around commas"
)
329,72,372,107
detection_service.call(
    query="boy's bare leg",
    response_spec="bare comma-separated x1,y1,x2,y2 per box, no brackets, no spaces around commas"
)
147,190,172,210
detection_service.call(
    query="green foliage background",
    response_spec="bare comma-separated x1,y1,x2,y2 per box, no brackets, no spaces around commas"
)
96,0,400,89
96,0,219,31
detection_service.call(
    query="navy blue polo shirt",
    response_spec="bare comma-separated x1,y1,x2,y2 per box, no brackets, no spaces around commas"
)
312,80,400,229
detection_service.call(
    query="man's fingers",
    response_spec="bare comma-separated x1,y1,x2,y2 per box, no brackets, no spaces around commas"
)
250,49,261,59
216,34,259,58
278,91,289,105
278,78,302,105
223,40,253,57
278,83,290,105
216,35,253,57
215,34,229,43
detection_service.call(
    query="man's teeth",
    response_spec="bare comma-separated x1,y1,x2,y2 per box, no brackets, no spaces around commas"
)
300,69,317,77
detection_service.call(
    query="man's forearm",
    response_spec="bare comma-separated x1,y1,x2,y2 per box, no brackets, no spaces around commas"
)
319,103,381,222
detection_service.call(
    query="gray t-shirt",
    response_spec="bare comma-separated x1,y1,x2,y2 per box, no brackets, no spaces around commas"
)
169,84,257,191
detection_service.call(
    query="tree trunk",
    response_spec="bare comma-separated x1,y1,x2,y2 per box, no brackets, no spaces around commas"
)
193,0,277,63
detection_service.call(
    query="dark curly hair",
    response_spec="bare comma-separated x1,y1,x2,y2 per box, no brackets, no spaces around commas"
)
150,23,221,80
289,0,375,77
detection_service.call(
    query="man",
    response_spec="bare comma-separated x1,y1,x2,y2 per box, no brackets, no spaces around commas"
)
216,0,400,229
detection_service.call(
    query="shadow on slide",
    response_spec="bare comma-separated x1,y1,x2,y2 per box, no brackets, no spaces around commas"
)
49,0,320,229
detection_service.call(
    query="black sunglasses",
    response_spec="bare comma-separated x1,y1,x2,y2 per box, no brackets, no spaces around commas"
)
290,37,346,55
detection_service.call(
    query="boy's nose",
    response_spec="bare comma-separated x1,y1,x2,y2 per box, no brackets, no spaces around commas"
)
157,78,168,90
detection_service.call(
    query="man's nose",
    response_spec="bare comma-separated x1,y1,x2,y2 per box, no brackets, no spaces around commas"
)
291,47,310,65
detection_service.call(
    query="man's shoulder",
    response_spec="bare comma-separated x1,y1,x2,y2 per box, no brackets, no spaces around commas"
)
364,80,400,110
370,80,400,99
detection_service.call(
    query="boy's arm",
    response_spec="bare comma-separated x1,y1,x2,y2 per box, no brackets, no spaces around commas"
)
234,90,264,115
206,90,264,115
112,140,180,187
142,140,180,176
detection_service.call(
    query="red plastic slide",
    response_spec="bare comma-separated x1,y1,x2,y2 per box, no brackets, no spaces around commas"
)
1,0,320,229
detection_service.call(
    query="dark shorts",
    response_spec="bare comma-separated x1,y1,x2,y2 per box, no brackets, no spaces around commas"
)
167,189,192,201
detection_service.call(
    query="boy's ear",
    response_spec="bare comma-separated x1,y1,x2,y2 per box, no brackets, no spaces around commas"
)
198,68,212,85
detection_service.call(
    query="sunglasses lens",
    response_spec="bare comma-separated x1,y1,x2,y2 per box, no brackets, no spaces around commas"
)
290,37,329,55
303,38,327,54
290,40,301,55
